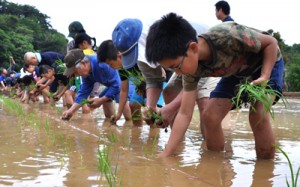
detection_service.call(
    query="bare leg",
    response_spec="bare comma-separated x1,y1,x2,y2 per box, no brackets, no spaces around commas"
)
102,101,114,118
122,101,132,121
249,101,275,159
130,103,143,126
64,90,75,109
196,97,209,139
202,98,232,151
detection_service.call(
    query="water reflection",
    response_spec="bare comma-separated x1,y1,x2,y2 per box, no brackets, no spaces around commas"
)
0,98,299,186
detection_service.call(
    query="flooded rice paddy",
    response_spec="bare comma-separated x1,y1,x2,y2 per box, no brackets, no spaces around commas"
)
0,96,299,187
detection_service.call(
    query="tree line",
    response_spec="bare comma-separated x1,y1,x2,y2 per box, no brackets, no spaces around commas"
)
0,0,67,71
1,0,300,91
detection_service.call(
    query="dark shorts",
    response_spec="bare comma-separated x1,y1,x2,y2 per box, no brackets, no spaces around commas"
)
210,58,284,105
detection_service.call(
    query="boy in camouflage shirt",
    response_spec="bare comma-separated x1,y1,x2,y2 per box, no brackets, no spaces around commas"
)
145,13,284,159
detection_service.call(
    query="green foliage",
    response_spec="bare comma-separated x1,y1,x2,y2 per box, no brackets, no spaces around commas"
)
0,1,67,71
285,55,300,91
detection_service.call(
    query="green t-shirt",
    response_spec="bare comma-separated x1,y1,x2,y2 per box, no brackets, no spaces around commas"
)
183,22,282,91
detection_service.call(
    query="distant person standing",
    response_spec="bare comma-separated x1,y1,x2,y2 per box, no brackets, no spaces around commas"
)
67,21,86,51
215,1,234,22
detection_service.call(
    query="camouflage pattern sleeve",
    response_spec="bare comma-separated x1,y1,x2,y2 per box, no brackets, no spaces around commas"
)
183,74,200,91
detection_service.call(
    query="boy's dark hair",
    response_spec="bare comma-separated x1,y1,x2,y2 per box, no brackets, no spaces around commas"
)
97,40,119,62
75,33,97,51
146,12,197,65
215,1,230,15
39,65,53,75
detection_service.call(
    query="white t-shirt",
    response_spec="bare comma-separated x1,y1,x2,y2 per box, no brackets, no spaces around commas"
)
137,19,157,68
20,68,32,78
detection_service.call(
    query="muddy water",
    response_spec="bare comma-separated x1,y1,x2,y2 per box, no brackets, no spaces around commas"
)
0,98,299,187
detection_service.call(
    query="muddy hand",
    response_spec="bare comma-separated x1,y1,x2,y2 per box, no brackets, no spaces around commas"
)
154,118,169,128
61,112,72,121
142,107,156,125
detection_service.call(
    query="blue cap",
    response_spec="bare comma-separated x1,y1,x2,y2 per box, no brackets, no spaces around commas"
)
112,18,143,69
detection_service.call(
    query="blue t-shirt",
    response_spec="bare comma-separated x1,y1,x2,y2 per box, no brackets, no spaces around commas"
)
75,55,121,104
0,75,6,82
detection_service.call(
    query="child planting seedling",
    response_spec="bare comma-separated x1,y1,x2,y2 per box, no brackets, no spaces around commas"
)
142,106,168,131
232,81,287,119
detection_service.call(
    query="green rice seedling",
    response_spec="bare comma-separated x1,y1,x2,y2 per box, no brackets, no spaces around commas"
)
274,144,300,187
80,99,93,105
9,90,17,98
119,69,146,98
44,118,50,135
78,154,87,170
25,112,42,131
57,155,67,170
55,59,66,75
232,81,288,119
57,132,70,154
50,130,56,144
67,76,75,87
97,143,120,187
106,132,118,143
0,98,3,110
28,82,37,92
0,95,25,117
151,132,159,154
119,69,145,88
97,144,110,173
143,132,159,158
129,99,168,129
142,106,168,128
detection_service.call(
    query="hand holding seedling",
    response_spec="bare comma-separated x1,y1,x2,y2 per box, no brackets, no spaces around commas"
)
158,105,177,127
61,110,73,121
232,80,287,119
142,107,168,128
110,115,118,125
80,99,93,105
250,76,269,86
86,98,100,109
110,113,121,124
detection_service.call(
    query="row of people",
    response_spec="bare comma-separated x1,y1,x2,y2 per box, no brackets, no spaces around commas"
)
1,1,284,160
62,8,283,160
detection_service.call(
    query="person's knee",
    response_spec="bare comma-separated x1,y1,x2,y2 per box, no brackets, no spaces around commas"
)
202,110,213,124
130,103,141,115
249,104,270,127
202,108,223,130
